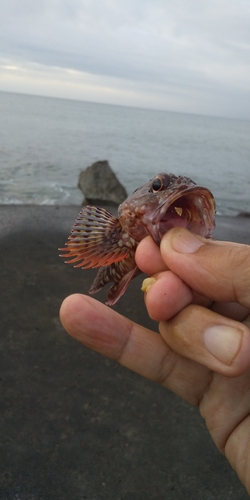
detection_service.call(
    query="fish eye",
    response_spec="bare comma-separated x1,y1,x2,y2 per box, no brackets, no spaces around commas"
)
152,178,162,191
151,174,170,192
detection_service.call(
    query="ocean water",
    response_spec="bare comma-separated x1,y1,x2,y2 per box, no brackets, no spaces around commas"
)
0,91,250,215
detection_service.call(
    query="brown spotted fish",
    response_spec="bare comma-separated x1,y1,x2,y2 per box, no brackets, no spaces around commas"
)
60,173,215,306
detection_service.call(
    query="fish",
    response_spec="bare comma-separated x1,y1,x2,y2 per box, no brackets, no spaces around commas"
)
59,173,216,306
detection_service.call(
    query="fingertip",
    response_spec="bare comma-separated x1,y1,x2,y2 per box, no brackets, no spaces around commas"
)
203,323,250,375
60,292,84,310
143,271,193,321
59,294,104,343
160,227,205,257
136,236,166,274
59,293,85,328
59,294,132,358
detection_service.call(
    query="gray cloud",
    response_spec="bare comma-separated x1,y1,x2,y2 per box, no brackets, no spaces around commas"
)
0,0,250,118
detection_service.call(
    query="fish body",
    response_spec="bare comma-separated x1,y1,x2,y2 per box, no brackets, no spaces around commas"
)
60,173,216,305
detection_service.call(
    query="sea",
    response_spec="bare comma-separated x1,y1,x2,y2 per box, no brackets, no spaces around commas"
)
1,91,250,215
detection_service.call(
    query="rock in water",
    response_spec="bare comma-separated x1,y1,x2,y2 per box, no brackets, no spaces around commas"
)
78,160,127,206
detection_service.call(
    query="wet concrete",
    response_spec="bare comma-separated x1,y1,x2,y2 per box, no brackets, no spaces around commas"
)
0,205,249,500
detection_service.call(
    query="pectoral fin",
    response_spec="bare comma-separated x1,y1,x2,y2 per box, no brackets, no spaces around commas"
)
59,206,131,269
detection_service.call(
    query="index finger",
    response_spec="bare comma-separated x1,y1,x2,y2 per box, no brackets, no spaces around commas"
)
59,293,210,405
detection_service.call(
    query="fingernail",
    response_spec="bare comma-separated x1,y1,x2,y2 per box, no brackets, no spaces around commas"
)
204,325,243,365
141,277,156,293
171,230,205,254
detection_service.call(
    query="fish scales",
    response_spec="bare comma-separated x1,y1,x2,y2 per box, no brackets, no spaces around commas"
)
59,173,215,305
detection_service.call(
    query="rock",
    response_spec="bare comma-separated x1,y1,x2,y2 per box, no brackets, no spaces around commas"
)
78,160,127,206
237,211,250,218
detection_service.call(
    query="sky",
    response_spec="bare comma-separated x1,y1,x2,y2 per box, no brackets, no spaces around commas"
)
1,0,250,119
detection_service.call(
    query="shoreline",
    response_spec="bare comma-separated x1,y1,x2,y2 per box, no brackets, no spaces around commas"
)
1,204,250,245
0,201,249,217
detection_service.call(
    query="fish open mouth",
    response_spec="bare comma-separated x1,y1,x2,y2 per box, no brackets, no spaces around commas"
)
152,186,216,243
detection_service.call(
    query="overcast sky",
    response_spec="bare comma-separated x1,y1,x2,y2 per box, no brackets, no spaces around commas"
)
1,0,250,119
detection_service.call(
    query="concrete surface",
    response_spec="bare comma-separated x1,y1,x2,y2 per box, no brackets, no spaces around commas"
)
0,205,250,500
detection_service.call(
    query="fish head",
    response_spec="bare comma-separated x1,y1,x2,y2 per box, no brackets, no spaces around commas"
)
118,173,216,245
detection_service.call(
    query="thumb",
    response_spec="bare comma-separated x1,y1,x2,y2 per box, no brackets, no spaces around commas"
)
160,228,250,309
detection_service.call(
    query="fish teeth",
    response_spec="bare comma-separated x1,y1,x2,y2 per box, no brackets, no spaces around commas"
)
174,207,183,217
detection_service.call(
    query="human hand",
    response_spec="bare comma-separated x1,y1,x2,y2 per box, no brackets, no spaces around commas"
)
60,228,250,493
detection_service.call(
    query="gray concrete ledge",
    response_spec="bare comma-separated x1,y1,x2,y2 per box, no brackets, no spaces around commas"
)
0,206,249,500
